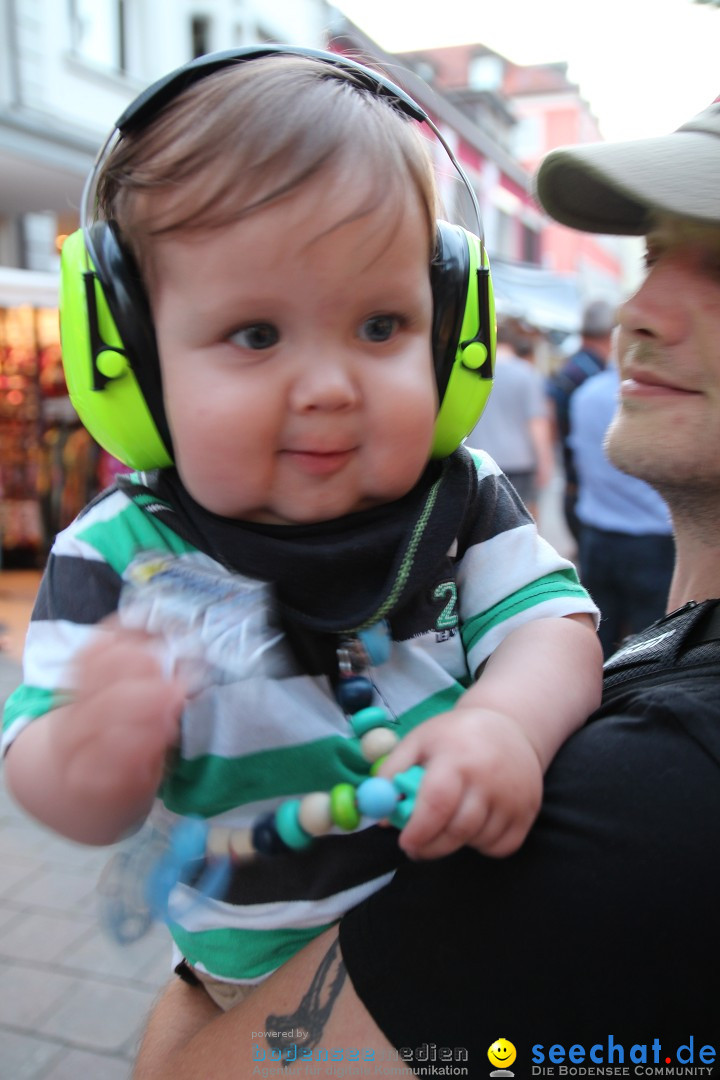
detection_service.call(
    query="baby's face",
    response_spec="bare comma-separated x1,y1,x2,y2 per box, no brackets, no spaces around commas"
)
148,168,437,524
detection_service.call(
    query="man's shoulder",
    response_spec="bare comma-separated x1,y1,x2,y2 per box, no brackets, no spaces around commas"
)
560,347,604,382
599,601,720,714
571,365,617,411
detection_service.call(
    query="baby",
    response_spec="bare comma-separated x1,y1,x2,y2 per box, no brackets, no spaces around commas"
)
2,47,601,1009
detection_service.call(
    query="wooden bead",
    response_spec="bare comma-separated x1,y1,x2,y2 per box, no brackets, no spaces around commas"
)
360,726,400,762
206,826,231,858
228,829,255,861
298,792,334,836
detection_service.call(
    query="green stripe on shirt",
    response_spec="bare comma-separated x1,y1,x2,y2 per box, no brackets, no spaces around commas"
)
77,500,196,576
461,569,587,654
162,685,464,817
3,685,70,733
170,920,335,980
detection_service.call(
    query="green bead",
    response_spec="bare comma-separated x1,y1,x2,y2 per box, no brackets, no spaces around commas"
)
369,755,389,776
330,783,361,831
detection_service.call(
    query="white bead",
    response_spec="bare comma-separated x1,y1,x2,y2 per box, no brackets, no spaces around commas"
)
298,792,334,836
206,826,231,858
360,727,400,762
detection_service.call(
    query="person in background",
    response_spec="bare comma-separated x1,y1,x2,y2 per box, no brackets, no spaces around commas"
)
547,298,617,544
465,320,553,519
569,331,674,656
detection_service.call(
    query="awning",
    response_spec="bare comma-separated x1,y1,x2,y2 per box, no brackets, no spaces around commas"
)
489,256,582,334
0,267,59,307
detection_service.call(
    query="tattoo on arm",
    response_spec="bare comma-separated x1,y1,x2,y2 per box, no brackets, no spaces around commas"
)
264,936,346,1067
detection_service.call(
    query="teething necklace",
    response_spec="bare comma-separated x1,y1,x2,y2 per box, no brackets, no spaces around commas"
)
202,620,420,859
100,621,424,943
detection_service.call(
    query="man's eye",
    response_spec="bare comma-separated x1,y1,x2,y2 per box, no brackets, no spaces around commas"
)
228,324,279,350
359,315,401,343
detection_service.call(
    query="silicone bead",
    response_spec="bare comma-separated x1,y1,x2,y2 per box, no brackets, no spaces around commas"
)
252,812,291,855
349,705,391,737
358,621,391,665
336,675,373,713
330,783,361,831
275,800,314,851
356,777,399,820
360,727,399,762
388,765,425,829
170,817,208,862
298,792,334,836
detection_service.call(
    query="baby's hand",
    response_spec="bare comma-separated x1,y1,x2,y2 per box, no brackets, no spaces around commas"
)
379,706,543,860
52,624,186,814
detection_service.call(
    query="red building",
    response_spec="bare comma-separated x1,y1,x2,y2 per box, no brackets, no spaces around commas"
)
328,25,625,322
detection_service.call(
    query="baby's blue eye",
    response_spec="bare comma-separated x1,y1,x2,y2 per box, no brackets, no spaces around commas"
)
229,324,279,350
360,315,400,343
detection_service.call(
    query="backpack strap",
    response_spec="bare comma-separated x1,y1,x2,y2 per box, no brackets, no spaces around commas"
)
599,599,720,713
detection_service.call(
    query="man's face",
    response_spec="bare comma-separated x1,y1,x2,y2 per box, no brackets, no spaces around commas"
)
607,217,720,494
148,166,437,524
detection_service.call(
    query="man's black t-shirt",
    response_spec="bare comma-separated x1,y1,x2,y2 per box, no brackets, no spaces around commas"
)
339,601,720,1075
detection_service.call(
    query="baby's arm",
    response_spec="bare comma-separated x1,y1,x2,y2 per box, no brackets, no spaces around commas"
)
4,627,186,845
379,613,602,860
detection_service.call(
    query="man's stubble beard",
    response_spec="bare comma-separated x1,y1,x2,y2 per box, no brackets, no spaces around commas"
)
606,409,720,540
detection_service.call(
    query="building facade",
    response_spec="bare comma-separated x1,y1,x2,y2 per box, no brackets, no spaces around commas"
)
0,0,331,566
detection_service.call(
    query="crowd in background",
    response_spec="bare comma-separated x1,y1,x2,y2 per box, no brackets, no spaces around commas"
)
471,303,675,656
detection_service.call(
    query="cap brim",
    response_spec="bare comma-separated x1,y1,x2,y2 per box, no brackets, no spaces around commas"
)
533,130,720,235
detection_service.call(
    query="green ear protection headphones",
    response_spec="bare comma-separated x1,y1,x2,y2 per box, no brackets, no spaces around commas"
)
59,45,495,469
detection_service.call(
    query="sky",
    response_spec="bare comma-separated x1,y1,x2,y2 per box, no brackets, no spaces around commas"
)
334,0,720,142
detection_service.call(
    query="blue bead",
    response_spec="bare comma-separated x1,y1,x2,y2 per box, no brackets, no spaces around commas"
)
170,817,207,862
356,777,399,820
358,621,391,665
252,812,291,856
336,675,373,713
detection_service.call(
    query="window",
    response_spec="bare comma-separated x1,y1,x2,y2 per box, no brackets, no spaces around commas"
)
70,0,126,71
512,115,542,162
191,15,211,58
522,224,541,265
468,55,503,91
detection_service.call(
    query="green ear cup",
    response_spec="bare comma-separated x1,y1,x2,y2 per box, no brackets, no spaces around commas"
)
430,228,495,459
59,229,173,470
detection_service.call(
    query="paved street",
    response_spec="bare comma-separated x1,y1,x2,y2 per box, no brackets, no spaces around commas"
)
0,573,171,1079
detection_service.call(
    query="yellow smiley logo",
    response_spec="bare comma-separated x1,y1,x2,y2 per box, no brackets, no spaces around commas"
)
488,1038,517,1069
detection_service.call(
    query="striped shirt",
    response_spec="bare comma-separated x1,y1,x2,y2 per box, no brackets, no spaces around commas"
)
3,447,597,983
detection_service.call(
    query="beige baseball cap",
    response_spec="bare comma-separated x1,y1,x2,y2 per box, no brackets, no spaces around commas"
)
533,99,720,235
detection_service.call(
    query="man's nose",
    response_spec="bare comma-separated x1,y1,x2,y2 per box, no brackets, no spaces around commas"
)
619,259,688,347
